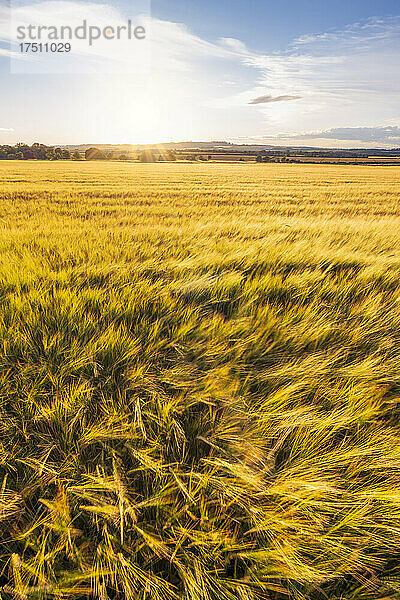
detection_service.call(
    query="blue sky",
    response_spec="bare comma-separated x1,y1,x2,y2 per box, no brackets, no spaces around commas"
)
151,0,400,52
0,0,400,146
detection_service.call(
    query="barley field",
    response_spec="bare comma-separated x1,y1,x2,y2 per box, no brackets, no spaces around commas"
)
1,161,400,599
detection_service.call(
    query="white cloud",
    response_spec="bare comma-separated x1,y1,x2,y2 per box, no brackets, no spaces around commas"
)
292,16,400,48
234,16,400,140
0,48,22,58
295,126,400,144
0,1,237,73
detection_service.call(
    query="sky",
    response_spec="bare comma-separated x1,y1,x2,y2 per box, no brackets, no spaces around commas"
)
0,0,400,147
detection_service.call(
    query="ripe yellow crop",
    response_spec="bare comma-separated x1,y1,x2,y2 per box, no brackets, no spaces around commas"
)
0,161,400,599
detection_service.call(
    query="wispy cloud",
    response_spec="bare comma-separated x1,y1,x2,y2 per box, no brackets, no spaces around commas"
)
0,127,14,132
295,126,400,144
249,94,301,105
0,47,25,59
238,15,400,140
0,1,237,73
292,16,400,48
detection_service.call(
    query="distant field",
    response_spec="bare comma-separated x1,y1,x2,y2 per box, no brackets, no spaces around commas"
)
1,161,400,599
185,154,400,164
283,156,400,165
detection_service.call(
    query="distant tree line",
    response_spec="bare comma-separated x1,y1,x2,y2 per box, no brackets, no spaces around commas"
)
256,154,292,163
0,144,182,162
5,143,397,164
255,149,371,162
84,148,178,162
0,143,81,160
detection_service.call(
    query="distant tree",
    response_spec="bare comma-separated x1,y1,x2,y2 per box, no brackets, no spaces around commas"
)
0,143,81,160
72,151,82,160
139,150,156,163
85,147,105,160
45,148,56,160
166,151,176,161
35,145,49,160
22,148,36,160
119,153,128,161
15,144,34,159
